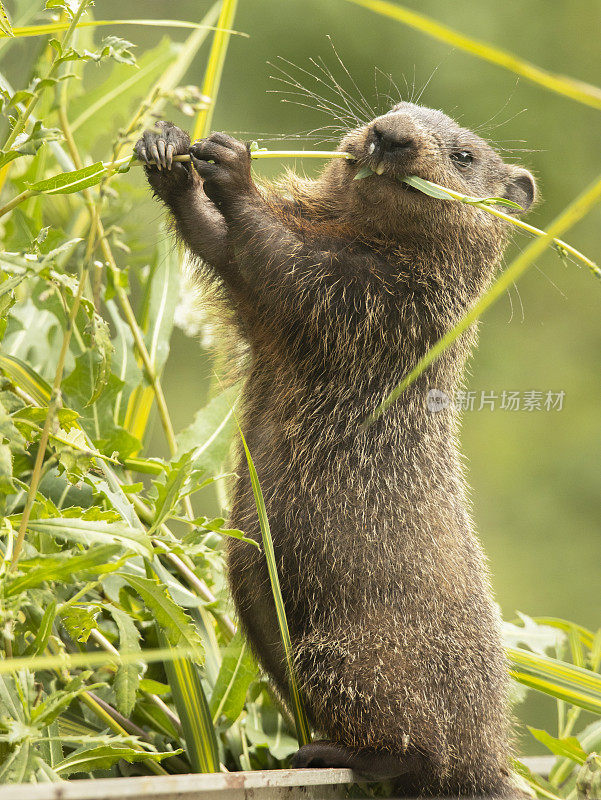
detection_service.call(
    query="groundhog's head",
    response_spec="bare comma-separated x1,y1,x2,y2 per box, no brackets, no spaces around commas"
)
337,102,536,231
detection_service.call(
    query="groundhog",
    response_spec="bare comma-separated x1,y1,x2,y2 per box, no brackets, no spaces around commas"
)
135,102,536,797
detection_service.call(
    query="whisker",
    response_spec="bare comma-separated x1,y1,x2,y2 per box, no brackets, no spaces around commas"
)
268,83,358,128
272,58,364,124
475,107,528,134
271,93,356,129
505,278,515,324
310,56,371,124
325,36,377,119
374,66,404,111
269,62,362,127
414,60,445,105
512,281,525,323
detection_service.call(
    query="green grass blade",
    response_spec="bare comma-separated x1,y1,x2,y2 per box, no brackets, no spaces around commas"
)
238,428,311,747
400,176,600,277
154,5,223,95
508,647,601,715
0,647,196,675
365,170,601,425
0,353,51,405
6,19,244,40
159,642,220,772
193,0,239,140
343,0,601,112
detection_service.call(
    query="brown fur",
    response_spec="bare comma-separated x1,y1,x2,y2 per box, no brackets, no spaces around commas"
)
135,104,535,797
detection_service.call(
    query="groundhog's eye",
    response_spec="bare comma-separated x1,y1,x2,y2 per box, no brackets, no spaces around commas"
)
450,150,474,167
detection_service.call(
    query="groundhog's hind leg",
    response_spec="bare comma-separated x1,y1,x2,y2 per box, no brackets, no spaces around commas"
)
290,741,422,780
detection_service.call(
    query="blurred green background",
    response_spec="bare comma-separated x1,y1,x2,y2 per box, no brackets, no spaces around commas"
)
10,0,601,751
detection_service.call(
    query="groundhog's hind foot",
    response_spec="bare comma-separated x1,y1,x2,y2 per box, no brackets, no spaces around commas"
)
290,740,421,780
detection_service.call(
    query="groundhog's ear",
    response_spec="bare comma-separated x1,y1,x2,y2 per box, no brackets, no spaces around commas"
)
504,167,537,212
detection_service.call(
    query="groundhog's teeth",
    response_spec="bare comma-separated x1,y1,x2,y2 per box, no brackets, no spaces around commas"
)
375,162,385,175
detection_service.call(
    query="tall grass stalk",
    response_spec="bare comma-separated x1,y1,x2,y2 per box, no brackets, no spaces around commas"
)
193,0,239,140
343,0,601,112
238,430,312,747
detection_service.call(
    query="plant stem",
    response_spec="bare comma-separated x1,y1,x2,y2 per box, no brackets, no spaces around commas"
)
367,170,601,424
55,106,179,458
0,189,35,218
193,0,239,140
403,176,601,278
85,691,148,740
79,693,168,776
10,207,100,571
121,151,352,170
131,495,237,638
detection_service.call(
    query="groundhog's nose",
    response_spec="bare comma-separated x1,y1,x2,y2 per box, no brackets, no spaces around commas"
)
371,116,419,158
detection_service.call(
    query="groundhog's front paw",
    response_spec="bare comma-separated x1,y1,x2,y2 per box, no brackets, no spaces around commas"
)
189,133,254,212
134,121,196,200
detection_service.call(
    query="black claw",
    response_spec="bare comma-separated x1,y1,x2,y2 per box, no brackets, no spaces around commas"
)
157,139,166,168
166,144,174,169
149,143,161,170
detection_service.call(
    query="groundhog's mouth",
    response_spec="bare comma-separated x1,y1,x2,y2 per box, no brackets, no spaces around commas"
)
352,162,423,195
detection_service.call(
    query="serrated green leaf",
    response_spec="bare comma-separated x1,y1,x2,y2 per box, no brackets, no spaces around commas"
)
87,314,114,405
60,605,100,644
107,606,141,716
24,517,152,557
0,741,33,783
88,35,136,67
69,37,175,149
121,574,204,659
148,452,192,535
5,543,122,596
30,675,94,729
54,743,174,776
